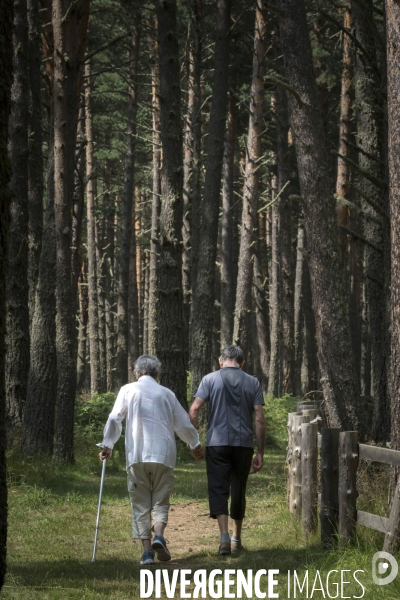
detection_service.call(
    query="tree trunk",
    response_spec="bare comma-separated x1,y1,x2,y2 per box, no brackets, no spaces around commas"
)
233,1,267,365
27,0,44,324
85,61,100,393
103,175,115,391
276,0,361,430
52,0,90,463
294,222,305,396
253,216,270,391
190,0,231,398
22,141,57,455
76,261,88,391
116,19,140,387
387,0,400,454
220,87,237,349
336,10,353,268
148,16,161,356
156,0,188,408
352,0,389,441
182,0,202,346
276,87,294,395
268,195,281,397
6,0,30,433
0,0,13,586
95,187,106,392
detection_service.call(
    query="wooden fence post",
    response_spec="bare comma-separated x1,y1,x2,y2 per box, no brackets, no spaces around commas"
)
290,414,310,517
339,431,358,545
301,422,318,535
320,427,340,547
287,412,299,507
383,476,400,553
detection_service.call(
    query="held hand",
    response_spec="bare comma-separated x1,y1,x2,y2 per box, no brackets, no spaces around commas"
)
99,447,112,461
191,444,205,460
249,452,263,474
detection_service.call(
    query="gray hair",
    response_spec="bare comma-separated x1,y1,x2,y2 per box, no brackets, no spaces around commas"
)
219,345,244,366
134,355,161,379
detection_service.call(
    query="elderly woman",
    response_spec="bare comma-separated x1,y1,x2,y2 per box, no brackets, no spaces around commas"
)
98,355,204,565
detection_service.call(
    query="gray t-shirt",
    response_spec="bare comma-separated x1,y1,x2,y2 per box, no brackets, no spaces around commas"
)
194,367,264,447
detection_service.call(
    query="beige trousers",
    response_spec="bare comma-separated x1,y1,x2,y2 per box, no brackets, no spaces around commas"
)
126,462,174,539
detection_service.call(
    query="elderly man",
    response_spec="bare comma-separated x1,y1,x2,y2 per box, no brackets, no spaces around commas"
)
98,355,204,565
189,345,265,555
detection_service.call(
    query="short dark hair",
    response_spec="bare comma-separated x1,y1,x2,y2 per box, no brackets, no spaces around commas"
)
219,345,244,366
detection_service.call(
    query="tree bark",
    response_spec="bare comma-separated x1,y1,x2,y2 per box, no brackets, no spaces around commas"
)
27,0,44,324
52,0,90,463
276,0,361,430
85,61,100,393
294,222,305,396
233,1,267,365
0,0,13,586
182,0,202,345
103,173,115,391
22,139,57,455
190,0,231,398
253,217,270,392
336,10,353,268
156,0,187,408
268,157,281,397
387,0,400,454
147,15,161,356
76,261,88,391
352,0,389,441
220,87,237,349
116,19,140,387
6,0,30,433
276,87,294,395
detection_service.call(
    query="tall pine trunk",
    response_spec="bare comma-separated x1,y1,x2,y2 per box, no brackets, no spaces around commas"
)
233,1,267,365
183,0,202,344
0,0,14,586
220,87,237,349
52,0,90,463
156,0,187,407
190,0,231,397
148,17,161,356
6,0,30,433
85,61,100,393
387,0,400,455
276,88,294,394
27,0,43,323
352,0,389,441
276,0,361,430
22,138,57,455
116,19,140,386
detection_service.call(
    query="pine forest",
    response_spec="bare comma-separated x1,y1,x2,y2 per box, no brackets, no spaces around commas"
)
1,0,400,590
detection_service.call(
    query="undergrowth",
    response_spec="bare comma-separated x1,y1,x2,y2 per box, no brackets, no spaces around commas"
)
2,393,400,599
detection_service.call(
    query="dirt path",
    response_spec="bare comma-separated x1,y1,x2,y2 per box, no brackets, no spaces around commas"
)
162,501,220,566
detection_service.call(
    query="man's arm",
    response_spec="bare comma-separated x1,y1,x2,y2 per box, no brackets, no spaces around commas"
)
189,397,206,429
251,404,265,473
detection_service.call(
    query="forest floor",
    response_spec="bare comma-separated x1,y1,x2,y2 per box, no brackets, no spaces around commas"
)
2,395,400,599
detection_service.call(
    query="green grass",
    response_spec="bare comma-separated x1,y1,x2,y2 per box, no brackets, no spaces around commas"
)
2,395,400,598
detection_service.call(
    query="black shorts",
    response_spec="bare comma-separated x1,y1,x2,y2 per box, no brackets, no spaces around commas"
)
206,446,253,520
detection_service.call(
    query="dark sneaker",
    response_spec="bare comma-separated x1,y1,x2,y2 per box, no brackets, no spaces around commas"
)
140,550,155,565
231,540,244,553
152,535,171,561
218,542,231,555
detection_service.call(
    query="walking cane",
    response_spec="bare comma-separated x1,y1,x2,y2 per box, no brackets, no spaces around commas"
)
91,457,107,562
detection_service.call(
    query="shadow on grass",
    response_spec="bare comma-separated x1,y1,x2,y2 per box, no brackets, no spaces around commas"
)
8,544,318,588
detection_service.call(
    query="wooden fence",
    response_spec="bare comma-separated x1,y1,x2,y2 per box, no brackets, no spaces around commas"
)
287,403,400,552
